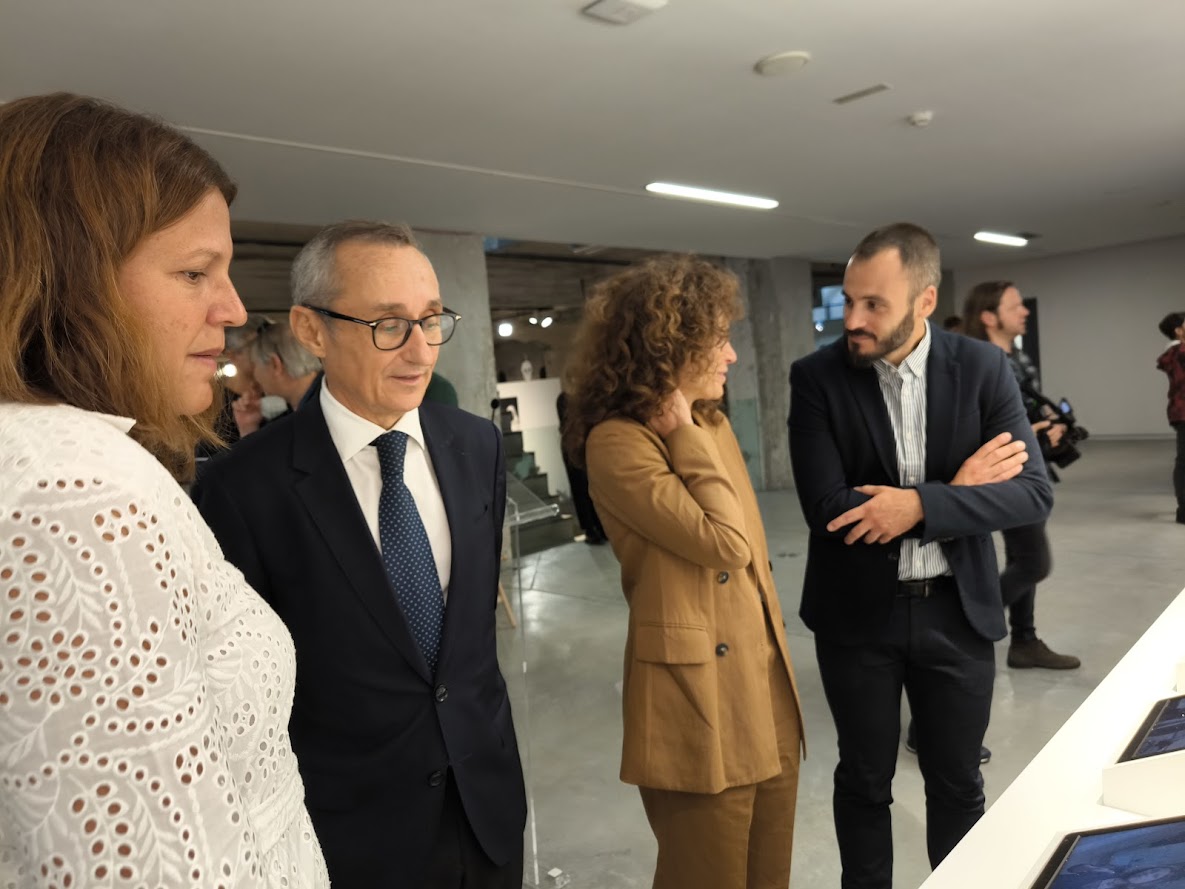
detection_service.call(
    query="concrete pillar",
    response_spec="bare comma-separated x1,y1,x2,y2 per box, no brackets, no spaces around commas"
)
729,255,814,491
415,231,498,419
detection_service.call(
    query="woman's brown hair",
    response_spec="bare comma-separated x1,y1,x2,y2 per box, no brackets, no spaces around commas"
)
561,254,742,468
0,93,237,480
962,280,1014,342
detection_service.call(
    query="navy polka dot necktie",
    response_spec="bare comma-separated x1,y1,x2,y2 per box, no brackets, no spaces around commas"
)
373,430,445,673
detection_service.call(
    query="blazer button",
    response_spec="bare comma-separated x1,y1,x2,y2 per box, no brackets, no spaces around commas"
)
428,770,445,787
716,643,729,656
434,684,448,703
888,552,899,562
717,571,730,584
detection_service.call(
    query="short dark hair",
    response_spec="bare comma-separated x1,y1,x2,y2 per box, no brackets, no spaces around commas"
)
850,222,942,296
1159,312,1185,340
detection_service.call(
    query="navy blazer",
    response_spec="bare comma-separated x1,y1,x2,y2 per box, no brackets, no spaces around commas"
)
788,326,1053,645
193,392,526,888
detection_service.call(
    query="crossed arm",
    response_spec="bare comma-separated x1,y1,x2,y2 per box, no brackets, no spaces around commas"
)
789,356,1052,546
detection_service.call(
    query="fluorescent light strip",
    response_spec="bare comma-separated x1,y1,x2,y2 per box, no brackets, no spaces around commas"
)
974,231,1028,247
646,182,778,210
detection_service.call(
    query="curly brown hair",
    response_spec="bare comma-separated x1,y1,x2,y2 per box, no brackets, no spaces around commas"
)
561,254,742,467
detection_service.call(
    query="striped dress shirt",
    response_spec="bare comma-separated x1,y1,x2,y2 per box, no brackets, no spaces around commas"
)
873,321,952,581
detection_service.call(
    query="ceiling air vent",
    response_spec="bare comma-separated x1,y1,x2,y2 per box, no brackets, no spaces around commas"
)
832,83,892,105
581,0,668,25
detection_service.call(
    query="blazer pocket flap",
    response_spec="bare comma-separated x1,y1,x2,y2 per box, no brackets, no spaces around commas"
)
634,623,712,664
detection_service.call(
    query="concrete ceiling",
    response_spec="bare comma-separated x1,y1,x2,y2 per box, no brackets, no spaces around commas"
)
4,0,1184,265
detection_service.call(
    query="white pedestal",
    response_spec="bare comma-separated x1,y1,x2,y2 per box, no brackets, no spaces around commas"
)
1102,748,1185,818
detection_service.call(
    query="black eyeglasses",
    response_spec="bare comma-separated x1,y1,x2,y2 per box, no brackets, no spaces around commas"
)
303,305,461,351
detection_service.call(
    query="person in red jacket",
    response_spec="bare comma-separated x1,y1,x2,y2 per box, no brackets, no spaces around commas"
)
1156,312,1185,523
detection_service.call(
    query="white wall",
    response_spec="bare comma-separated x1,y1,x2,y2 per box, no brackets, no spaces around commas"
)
955,236,1185,438
495,378,566,499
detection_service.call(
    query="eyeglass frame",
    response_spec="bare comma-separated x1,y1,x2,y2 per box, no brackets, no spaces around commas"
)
301,304,462,351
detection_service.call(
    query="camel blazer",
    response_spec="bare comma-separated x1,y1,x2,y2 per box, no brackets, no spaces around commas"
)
586,412,804,794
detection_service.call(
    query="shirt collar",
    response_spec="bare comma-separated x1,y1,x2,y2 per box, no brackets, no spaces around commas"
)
94,412,136,435
319,379,426,464
876,320,932,379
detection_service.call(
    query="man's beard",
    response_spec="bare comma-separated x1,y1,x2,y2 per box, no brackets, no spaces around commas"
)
844,309,917,369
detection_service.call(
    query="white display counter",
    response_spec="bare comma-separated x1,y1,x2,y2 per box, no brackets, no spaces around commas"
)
921,586,1185,888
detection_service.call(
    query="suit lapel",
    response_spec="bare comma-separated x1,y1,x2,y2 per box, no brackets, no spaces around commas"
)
925,329,960,480
842,352,900,484
419,404,476,674
291,397,433,682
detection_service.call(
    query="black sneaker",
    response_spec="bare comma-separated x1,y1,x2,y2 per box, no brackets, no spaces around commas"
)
1007,638,1081,670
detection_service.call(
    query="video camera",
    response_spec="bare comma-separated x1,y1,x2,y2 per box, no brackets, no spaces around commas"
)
1020,382,1089,469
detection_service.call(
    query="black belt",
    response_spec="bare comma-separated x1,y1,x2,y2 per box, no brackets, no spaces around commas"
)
896,576,957,598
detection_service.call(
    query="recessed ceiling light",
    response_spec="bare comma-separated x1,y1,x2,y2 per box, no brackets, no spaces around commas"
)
754,50,812,77
497,322,514,337
221,363,238,378
541,316,554,329
645,182,778,211
974,231,1028,247
528,316,538,325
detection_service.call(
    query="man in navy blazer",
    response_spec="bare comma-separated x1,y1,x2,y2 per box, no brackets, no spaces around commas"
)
788,223,1052,889
194,221,525,889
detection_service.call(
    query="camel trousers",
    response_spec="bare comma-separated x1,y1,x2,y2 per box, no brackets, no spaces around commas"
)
638,619,801,889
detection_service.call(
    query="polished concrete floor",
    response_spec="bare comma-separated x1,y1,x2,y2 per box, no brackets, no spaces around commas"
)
497,439,1185,889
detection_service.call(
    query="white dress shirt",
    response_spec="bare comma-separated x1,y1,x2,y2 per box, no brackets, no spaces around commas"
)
320,381,452,596
873,321,952,581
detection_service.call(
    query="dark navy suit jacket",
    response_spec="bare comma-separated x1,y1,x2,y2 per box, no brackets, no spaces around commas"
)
788,326,1053,645
193,389,525,888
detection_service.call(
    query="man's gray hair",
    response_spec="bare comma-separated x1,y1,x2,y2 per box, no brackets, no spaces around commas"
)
224,313,274,352
850,222,942,297
249,321,322,378
291,220,420,309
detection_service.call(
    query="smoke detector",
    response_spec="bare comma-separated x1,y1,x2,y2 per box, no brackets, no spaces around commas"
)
907,110,935,128
581,0,668,25
754,50,812,76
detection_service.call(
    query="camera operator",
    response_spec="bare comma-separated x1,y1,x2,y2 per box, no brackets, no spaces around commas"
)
963,282,1081,670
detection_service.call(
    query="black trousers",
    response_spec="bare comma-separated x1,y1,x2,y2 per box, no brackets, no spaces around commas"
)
815,586,995,889
424,775,524,889
1174,423,1185,521
561,457,606,540
999,521,1052,643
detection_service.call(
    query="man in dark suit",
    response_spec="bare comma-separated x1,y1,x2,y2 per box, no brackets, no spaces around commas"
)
194,220,526,889
788,223,1053,889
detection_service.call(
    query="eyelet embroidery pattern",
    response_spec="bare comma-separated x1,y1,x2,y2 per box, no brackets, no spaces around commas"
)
0,404,328,888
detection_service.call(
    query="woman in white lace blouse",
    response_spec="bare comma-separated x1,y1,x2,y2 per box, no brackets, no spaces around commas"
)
0,94,329,888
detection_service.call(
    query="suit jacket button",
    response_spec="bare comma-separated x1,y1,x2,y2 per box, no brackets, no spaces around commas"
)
716,643,729,656
434,684,448,703
717,571,729,584
888,552,899,562
428,770,445,787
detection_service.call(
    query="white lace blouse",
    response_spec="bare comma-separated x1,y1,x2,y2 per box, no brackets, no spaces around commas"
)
0,403,329,889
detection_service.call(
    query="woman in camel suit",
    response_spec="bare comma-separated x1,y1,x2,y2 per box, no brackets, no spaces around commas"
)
562,255,804,889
